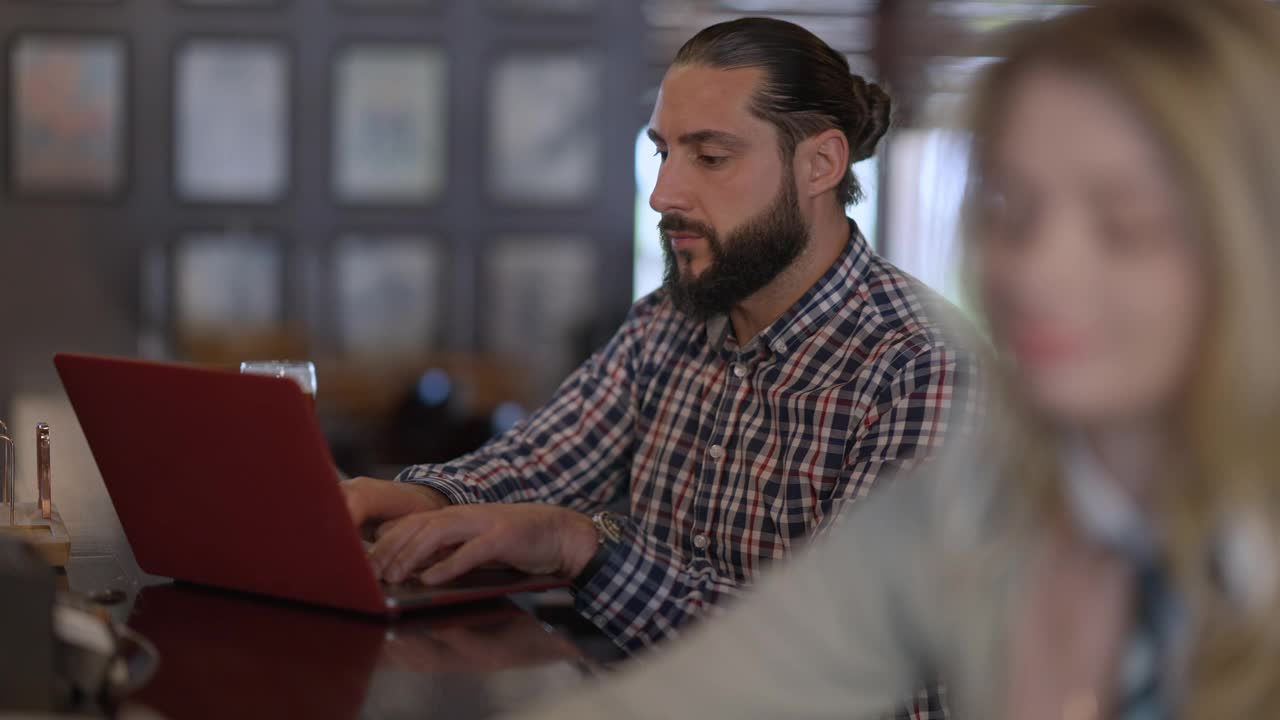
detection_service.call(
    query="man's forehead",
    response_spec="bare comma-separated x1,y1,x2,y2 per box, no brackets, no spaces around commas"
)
649,64,767,136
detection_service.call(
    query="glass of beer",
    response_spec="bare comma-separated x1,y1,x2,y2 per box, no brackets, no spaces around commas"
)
239,361,317,412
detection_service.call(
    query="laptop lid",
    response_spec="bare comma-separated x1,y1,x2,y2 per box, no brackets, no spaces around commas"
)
55,353,569,614
56,353,571,615
55,353,392,614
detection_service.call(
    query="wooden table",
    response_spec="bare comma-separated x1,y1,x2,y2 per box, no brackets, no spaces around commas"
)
65,557,619,720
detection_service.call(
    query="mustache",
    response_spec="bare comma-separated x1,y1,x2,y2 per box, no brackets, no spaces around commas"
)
658,214,716,239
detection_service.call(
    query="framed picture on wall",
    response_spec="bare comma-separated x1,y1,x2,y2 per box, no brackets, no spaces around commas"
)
488,52,601,206
174,38,290,203
487,0,597,14
333,45,447,205
174,229,285,336
9,34,127,197
176,0,285,6
335,0,437,10
485,236,595,398
335,234,442,359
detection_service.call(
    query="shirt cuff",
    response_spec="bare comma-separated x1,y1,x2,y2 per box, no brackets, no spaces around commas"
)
393,465,481,506
571,520,688,652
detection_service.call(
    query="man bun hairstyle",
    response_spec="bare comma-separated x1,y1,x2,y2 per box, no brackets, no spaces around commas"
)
674,17,892,205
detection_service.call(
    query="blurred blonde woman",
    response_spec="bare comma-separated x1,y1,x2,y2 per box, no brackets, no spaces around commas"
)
509,1,1280,718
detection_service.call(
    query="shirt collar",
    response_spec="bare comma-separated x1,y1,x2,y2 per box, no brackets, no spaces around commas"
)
702,219,872,359
1060,434,1280,610
1058,434,1158,563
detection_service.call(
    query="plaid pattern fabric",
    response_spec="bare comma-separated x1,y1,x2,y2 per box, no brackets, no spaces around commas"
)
399,225,977,720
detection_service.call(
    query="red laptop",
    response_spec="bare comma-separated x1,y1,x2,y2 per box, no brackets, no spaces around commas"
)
54,353,565,615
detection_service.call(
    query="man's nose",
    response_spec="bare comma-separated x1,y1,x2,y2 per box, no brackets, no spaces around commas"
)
650,159,694,216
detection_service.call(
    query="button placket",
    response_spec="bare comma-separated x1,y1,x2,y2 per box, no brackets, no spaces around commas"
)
692,351,735,559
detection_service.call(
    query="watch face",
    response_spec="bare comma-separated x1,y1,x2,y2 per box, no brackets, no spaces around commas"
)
595,512,624,543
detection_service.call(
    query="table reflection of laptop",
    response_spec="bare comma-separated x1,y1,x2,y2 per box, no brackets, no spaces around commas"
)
125,583,586,720
54,353,566,615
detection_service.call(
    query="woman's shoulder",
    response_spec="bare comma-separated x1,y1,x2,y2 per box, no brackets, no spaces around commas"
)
847,436,1015,551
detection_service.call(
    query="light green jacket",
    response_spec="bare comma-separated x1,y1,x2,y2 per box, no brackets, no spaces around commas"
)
511,462,1034,719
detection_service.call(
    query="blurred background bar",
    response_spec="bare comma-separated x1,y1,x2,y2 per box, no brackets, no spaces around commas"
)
0,0,1211,462
2,0,1274,584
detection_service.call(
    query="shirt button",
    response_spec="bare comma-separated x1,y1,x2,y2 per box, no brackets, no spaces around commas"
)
773,340,787,354
693,534,710,550
708,444,725,460
732,364,748,378
595,614,608,625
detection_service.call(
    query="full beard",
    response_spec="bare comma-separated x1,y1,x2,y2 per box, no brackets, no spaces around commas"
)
660,177,809,321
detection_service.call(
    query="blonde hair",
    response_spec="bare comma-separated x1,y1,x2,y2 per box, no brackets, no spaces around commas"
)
965,0,1280,715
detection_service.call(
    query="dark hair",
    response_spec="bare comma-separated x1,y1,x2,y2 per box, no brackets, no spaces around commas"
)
673,17,892,206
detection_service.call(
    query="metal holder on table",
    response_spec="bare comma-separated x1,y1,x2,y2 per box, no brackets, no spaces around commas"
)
0,420,67,566
0,419,54,528
37,422,51,520
0,419,14,527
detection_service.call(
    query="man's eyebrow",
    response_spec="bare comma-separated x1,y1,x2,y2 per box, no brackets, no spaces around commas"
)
677,129,748,150
646,128,748,150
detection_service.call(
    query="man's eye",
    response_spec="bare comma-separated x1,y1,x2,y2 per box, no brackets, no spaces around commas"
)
699,155,727,167
653,149,669,162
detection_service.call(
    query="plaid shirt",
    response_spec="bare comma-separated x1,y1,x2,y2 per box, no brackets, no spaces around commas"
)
399,225,978,719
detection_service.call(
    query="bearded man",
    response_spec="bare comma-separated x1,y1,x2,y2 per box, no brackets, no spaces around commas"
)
344,22,978,719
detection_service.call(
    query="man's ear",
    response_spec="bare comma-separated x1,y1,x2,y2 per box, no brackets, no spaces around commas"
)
795,128,849,200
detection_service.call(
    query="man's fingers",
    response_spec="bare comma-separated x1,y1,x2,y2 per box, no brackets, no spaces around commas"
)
384,514,483,583
369,515,429,577
383,520,448,582
422,534,500,585
375,516,407,541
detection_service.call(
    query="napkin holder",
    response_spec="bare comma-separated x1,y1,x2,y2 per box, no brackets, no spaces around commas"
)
0,420,71,567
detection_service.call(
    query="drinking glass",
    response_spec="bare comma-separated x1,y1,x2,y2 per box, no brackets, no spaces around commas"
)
239,361,317,411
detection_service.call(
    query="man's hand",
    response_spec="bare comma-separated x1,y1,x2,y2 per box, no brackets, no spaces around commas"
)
367,504,599,585
341,476,450,528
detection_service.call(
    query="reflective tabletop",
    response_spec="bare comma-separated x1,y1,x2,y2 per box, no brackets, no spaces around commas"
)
64,556,621,720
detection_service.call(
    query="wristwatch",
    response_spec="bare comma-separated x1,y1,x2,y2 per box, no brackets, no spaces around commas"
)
572,511,625,590
591,511,625,543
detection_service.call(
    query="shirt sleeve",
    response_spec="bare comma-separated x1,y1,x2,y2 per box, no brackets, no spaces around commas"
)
570,516,749,652
511,475,945,720
394,297,658,510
